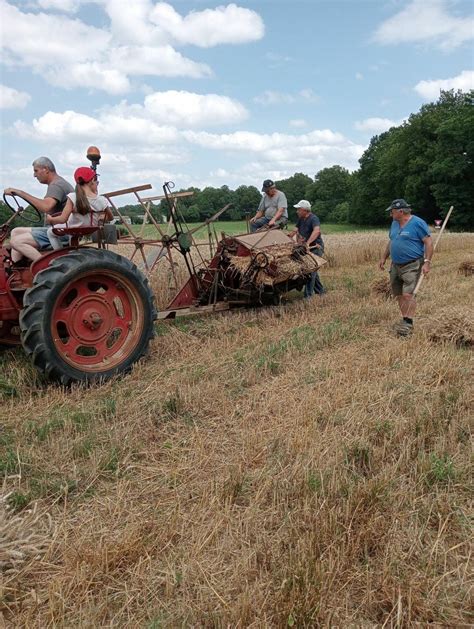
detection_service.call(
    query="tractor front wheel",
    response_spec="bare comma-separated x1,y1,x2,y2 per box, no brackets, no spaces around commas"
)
20,249,156,385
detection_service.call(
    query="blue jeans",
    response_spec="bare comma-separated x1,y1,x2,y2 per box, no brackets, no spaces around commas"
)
250,217,288,233
304,246,325,297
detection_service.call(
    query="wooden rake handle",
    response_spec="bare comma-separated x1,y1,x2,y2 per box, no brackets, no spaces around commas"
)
413,205,454,296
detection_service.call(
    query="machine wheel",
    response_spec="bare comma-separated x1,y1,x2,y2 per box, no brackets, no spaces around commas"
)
19,249,156,385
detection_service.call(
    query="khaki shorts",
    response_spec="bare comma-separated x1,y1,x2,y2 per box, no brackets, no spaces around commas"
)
389,258,423,296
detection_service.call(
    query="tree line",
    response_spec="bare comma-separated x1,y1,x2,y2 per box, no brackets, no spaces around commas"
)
1,90,471,230
164,90,473,231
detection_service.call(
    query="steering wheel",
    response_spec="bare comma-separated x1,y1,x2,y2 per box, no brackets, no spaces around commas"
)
3,192,42,224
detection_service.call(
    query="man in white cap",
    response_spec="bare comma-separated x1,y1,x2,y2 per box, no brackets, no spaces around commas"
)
289,199,325,297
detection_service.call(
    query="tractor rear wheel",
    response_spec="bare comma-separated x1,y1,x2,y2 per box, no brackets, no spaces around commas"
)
20,249,156,385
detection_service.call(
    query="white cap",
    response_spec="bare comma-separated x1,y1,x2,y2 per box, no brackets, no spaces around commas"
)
293,199,311,210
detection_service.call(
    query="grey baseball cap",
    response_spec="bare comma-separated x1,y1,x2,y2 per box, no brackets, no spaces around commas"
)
386,198,411,212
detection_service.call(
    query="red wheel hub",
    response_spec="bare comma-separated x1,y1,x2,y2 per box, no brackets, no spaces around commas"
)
50,272,143,371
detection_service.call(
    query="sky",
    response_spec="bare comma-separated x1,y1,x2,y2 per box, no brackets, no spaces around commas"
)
0,0,473,203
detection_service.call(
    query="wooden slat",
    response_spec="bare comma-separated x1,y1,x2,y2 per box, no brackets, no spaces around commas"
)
140,191,195,202
156,302,230,319
103,184,152,198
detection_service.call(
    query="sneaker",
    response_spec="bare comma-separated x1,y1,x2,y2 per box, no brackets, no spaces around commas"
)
395,321,413,337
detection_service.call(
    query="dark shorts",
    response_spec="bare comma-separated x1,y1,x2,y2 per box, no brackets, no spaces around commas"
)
390,258,423,296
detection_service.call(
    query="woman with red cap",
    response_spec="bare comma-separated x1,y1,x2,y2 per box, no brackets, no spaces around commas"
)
46,167,113,249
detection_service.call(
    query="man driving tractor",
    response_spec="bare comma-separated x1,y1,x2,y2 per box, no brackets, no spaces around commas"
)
4,156,73,263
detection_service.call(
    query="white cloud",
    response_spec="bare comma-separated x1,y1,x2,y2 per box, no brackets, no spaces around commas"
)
0,84,31,109
149,2,264,48
110,46,212,79
254,89,319,105
104,0,157,45
355,72,364,80
183,129,349,152
1,1,110,67
144,91,248,126
36,0,81,11
414,70,474,99
10,94,365,188
13,109,179,146
47,63,131,94
289,119,307,128
0,0,261,93
12,89,248,144
181,128,365,172
104,0,264,48
354,117,405,133
210,168,230,178
374,0,474,50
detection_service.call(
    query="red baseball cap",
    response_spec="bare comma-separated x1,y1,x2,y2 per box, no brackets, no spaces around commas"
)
74,166,97,184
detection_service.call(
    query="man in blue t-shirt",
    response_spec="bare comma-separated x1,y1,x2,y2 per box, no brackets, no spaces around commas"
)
288,200,325,297
379,198,433,336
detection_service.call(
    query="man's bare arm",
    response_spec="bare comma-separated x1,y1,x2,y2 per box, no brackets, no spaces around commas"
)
306,226,321,248
4,188,57,214
422,235,433,274
268,207,284,226
378,242,391,270
250,209,264,223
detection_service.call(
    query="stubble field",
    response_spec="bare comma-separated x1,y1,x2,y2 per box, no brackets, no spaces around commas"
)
1,231,473,627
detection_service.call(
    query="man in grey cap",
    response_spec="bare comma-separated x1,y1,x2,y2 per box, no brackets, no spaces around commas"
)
379,198,433,336
250,179,288,232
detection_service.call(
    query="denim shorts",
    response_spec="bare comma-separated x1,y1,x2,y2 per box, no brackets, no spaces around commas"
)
31,227,68,250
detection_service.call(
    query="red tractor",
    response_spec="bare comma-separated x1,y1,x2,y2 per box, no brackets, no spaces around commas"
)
0,193,156,385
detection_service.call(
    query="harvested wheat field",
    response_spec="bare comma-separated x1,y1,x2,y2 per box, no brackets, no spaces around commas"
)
1,231,473,627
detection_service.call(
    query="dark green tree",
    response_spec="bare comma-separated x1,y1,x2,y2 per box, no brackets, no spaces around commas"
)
306,165,353,221
276,172,313,221
232,185,261,220
351,90,473,229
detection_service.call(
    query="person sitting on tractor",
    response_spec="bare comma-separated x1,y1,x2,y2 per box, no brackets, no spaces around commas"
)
249,179,288,232
5,157,73,263
46,167,113,249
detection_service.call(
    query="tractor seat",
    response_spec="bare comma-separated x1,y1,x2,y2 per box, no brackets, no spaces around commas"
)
52,224,118,247
52,226,99,248
52,226,99,237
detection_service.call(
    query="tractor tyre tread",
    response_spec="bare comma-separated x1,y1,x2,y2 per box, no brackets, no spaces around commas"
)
20,249,156,385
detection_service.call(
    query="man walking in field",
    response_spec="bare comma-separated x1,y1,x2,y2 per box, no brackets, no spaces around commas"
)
250,179,288,232
379,199,433,336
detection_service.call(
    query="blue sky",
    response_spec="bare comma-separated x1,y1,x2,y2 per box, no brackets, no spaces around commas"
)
1,0,473,202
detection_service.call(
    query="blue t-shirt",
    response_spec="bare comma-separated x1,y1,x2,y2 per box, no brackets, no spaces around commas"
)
389,215,430,264
296,213,323,249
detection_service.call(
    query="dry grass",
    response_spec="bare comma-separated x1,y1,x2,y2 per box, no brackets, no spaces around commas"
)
1,231,473,627
0,494,53,574
426,307,474,348
458,260,474,276
371,277,393,299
